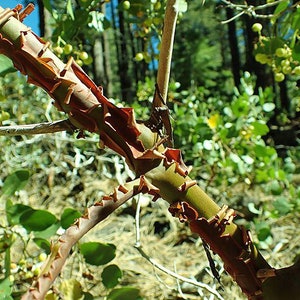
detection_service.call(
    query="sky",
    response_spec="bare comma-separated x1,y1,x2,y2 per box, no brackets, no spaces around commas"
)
1,0,40,34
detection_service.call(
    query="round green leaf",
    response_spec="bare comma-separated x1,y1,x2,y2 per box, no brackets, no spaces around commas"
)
19,209,57,232
0,54,15,76
33,238,51,254
0,277,13,299
33,222,60,239
273,197,292,215
2,170,30,196
101,264,122,289
5,201,32,226
251,121,269,136
107,287,141,300
61,208,81,229
262,102,275,112
80,242,116,266
255,222,271,241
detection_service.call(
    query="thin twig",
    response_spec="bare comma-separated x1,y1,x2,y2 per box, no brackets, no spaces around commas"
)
0,119,74,136
134,199,224,300
134,244,224,300
220,0,291,23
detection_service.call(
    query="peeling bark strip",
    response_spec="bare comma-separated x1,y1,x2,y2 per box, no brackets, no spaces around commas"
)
2,4,294,300
0,4,165,174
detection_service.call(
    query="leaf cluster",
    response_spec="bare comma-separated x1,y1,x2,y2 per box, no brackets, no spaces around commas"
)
0,170,141,299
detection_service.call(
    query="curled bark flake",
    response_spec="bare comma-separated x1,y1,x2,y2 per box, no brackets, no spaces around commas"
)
257,268,276,280
189,207,265,299
177,180,197,192
136,175,161,201
18,4,34,22
169,201,199,222
213,205,236,229
163,148,191,176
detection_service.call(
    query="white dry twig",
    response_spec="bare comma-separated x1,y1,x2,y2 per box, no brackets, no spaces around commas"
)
0,119,74,136
134,197,224,300
220,0,290,24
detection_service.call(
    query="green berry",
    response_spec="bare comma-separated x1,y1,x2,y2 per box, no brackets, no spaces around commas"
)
252,23,262,33
122,1,130,10
135,52,144,61
275,48,287,58
33,267,40,276
294,66,300,76
83,55,93,65
275,72,285,82
79,51,89,60
53,46,63,55
255,53,268,64
282,65,292,75
76,59,83,66
38,252,47,262
281,59,290,67
63,44,73,55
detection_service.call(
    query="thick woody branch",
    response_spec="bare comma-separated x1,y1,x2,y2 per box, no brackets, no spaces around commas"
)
22,179,141,300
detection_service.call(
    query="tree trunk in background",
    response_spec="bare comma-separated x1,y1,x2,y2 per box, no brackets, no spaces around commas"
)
93,36,106,88
103,29,113,97
37,0,52,39
92,33,113,97
127,21,139,87
92,2,112,96
243,17,273,92
226,8,241,87
117,0,132,102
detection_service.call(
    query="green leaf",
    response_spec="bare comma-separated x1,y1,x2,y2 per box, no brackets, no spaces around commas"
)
61,208,81,229
255,222,271,241
0,55,15,77
67,0,75,20
5,201,32,226
269,180,283,195
33,238,51,254
255,169,269,183
107,287,141,300
251,121,269,136
83,292,94,300
2,169,30,196
60,279,83,300
262,102,275,112
292,41,300,62
42,0,52,13
254,144,276,158
274,0,289,16
102,264,122,289
0,277,13,300
173,0,188,13
273,197,292,215
33,222,60,239
80,242,116,266
19,209,57,232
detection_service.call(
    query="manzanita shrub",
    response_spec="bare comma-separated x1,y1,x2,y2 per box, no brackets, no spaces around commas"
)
0,2,299,300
